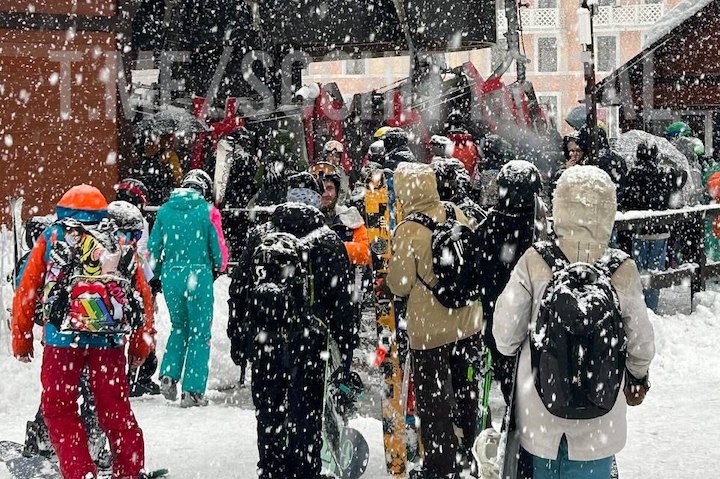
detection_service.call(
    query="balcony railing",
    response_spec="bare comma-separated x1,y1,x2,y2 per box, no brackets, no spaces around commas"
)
497,7,561,32
595,3,665,27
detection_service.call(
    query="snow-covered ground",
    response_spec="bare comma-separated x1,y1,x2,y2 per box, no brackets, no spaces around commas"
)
1,277,718,477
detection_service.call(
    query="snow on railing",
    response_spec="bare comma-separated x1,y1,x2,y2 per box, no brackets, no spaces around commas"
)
595,3,664,28
497,7,561,32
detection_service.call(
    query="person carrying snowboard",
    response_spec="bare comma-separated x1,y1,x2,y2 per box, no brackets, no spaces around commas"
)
12,185,150,479
387,162,483,479
227,201,356,479
493,166,655,479
149,174,224,407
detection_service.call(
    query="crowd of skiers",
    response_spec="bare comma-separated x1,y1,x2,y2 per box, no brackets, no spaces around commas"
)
10,115,718,479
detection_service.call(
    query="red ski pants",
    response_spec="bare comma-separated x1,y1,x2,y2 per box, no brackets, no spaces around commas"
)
41,346,144,479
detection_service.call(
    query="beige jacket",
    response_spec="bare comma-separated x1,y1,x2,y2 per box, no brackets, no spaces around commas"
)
387,162,483,350
493,166,655,461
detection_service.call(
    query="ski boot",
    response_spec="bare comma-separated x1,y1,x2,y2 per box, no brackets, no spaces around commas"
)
130,379,161,397
89,428,112,470
180,392,208,408
23,420,53,458
159,376,178,401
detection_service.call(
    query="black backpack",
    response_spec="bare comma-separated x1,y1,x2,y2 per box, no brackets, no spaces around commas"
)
531,241,629,420
247,231,314,342
407,202,480,309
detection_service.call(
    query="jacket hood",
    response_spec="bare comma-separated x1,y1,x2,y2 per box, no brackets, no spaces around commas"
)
553,166,616,251
56,184,108,223
394,162,441,215
166,188,208,211
333,205,364,229
272,202,325,237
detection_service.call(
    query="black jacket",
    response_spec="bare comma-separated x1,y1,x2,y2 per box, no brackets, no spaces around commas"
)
228,203,357,371
476,206,536,350
620,158,685,235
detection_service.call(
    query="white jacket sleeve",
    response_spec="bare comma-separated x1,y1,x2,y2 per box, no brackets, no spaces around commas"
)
615,260,655,380
493,250,534,356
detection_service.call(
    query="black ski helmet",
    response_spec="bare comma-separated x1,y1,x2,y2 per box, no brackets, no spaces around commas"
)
431,158,470,201
383,128,409,152
496,160,541,210
114,178,149,208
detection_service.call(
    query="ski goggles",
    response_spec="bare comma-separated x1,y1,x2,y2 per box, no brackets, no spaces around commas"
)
120,230,143,243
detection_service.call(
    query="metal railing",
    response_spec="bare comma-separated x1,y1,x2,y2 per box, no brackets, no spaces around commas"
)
615,204,720,297
497,7,561,32
595,3,664,27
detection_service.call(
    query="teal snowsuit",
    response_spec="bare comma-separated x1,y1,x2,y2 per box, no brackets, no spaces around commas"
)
148,188,223,394
703,159,720,262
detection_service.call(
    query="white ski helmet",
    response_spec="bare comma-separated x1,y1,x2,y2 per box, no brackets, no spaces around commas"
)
182,169,214,202
108,200,144,232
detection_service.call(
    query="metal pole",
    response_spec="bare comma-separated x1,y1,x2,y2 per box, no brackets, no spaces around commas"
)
506,0,526,83
582,0,599,162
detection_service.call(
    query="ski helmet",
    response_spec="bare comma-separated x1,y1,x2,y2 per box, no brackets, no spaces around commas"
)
431,158,470,201
373,126,392,140
665,121,692,139
108,200,144,232
114,178,149,207
430,135,454,159
24,215,54,249
368,141,386,161
323,140,344,156
496,160,541,210
182,169,214,202
383,128,408,152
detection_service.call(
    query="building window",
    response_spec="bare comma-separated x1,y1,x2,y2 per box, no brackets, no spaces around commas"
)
345,58,366,75
596,36,617,72
537,37,558,72
537,93,560,125
538,0,557,8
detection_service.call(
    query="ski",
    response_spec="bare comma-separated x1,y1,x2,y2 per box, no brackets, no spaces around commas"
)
9,197,24,287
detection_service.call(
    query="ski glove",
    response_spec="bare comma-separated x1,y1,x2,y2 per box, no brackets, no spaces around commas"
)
624,370,650,406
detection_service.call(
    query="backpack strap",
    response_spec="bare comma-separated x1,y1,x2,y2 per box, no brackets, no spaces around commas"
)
596,248,630,277
404,202,456,232
532,241,569,271
405,213,437,232
443,202,456,222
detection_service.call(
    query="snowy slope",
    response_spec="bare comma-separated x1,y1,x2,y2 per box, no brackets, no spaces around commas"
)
1,279,719,477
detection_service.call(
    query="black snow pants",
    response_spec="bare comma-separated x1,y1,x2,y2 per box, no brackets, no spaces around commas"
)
412,333,482,477
251,334,326,479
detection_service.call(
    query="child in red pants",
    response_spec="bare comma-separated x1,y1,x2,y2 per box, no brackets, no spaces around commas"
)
13,185,152,479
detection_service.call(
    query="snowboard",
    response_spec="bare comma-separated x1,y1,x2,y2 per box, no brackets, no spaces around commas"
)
364,179,408,477
0,441,168,479
0,441,59,479
498,353,521,479
321,339,370,479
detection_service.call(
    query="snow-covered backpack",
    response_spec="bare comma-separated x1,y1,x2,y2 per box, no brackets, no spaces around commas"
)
531,241,629,420
247,232,313,341
406,202,481,309
45,218,143,335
